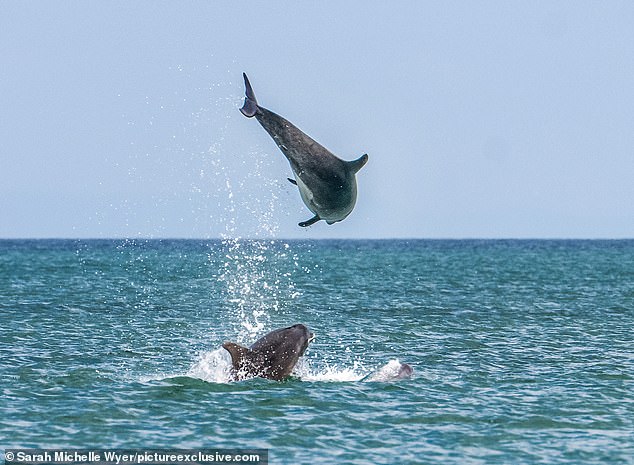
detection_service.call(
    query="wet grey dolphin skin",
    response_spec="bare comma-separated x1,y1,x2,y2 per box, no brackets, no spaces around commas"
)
393,362,414,379
240,73,368,227
222,324,314,381
362,361,414,382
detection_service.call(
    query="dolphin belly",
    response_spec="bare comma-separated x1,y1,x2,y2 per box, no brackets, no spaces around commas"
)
293,172,354,224
294,174,317,215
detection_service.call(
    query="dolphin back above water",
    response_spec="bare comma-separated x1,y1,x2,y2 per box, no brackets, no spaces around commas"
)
240,73,368,227
222,324,314,381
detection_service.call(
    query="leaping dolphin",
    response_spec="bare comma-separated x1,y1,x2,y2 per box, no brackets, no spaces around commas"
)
240,73,368,227
222,324,314,381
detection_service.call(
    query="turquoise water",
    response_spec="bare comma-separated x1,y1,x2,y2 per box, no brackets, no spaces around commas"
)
1,239,633,464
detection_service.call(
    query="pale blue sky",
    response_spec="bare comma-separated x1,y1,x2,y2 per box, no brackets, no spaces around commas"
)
2,1,633,238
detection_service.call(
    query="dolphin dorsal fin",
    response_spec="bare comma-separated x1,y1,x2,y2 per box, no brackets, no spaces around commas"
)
348,154,369,174
222,342,251,370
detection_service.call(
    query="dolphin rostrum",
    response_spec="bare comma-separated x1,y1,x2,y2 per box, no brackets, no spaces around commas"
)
240,73,368,227
222,324,314,381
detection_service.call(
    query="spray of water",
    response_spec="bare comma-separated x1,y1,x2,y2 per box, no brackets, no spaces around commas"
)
186,348,233,383
202,79,302,344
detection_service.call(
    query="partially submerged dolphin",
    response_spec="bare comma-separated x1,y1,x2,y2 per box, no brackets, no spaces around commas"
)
222,324,314,381
240,73,368,227
362,360,414,382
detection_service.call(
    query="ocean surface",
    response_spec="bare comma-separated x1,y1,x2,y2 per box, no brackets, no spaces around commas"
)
1,239,633,464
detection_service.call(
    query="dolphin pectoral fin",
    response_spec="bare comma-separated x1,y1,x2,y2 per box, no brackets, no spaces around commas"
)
348,153,369,174
299,215,320,227
287,178,297,186
222,342,250,371
240,73,258,118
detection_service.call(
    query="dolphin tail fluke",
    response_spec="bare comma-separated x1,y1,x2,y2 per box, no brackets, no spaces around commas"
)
240,73,258,118
348,153,369,174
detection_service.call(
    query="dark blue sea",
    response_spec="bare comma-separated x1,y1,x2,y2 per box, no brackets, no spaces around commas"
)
1,239,633,464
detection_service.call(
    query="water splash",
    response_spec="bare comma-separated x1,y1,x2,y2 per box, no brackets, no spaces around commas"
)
184,347,367,383
184,349,410,384
204,80,302,343
217,239,301,344
212,129,300,337
186,348,233,383
218,239,270,340
294,358,367,382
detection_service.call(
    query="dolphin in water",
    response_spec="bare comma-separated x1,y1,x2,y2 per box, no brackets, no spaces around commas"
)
362,360,414,382
222,324,314,381
240,73,368,227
